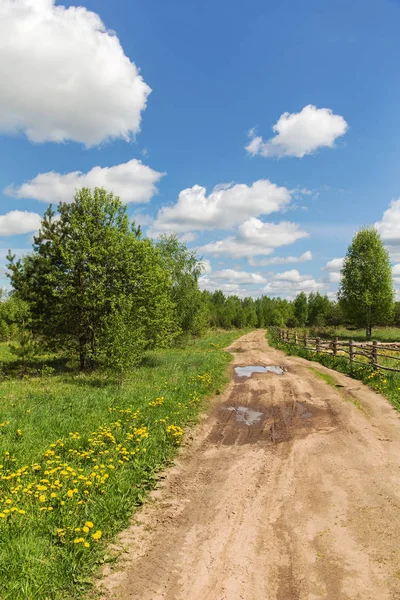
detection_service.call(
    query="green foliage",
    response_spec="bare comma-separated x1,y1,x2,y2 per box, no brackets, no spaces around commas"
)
9,326,38,370
7,188,176,369
156,235,207,339
99,300,147,379
307,292,331,327
339,227,394,339
0,292,30,341
294,292,308,326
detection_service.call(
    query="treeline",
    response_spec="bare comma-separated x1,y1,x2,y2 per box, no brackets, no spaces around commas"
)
2,193,399,372
202,290,343,329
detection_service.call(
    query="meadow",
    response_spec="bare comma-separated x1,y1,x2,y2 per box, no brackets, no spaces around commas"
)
0,330,243,600
293,325,400,343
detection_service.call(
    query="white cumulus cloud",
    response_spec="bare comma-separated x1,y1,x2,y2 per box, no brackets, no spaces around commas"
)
0,0,151,146
248,250,312,267
151,180,292,234
273,269,310,283
323,257,344,283
0,211,42,236
199,218,308,258
246,105,348,158
5,160,164,204
263,273,324,296
376,199,400,248
212,269,266,284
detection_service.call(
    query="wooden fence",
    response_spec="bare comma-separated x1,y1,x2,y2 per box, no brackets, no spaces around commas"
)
276,329,400,374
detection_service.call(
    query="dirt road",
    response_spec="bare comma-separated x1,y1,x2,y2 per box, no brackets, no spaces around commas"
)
101,330,400,600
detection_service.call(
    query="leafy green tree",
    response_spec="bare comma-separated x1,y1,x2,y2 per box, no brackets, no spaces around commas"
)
293,292,308,327
307,292,331,327
339,227,394,339
8,188,176,369
325,301,344,327
156,235,207,339
242,297,257,327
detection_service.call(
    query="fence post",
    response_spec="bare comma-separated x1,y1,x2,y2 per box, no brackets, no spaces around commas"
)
333,337,338,357
295,331,298,345
316,337,321,353
372,340,378,371
304,335,308,349
286,330,290,343
349,339,354,369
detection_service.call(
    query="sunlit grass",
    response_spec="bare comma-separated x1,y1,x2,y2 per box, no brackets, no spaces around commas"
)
0,329,244,600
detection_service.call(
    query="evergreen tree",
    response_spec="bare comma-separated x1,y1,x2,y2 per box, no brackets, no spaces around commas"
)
8,188,176,369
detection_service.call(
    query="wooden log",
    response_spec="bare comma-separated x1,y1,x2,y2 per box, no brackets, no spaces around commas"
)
349,339,354,366
372,340,378,371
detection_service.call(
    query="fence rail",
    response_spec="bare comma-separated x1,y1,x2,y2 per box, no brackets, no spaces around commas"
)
275,329,400,374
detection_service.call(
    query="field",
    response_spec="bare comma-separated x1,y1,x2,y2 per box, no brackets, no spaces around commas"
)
0,330,243,600
294,325,400,343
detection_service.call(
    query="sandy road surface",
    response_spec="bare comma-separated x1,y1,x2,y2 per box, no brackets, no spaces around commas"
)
101,330,400,600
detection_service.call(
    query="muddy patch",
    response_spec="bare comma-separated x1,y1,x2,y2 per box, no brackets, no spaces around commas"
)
209,399,336,446
226,405,264,425
235,365,284,377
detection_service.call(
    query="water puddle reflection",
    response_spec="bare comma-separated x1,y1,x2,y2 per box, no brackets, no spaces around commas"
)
226,406,264,425
234,365,284,377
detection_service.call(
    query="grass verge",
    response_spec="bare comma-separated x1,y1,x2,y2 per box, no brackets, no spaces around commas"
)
267,329,400,413
0,329,244,600
308,367,366,414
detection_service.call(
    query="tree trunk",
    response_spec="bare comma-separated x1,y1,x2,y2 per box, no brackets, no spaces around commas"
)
366,324,372,340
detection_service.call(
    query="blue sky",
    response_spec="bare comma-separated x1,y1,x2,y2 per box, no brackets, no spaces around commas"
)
1,0,400,297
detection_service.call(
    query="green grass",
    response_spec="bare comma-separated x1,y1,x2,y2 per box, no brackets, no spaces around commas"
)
0,329,244,600
308,367,337,387
295,325,400,343
308,367,365,413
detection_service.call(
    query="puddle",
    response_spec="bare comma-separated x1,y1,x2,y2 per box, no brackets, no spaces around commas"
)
209,398,336,446
226,405,264,425
234,365,284,377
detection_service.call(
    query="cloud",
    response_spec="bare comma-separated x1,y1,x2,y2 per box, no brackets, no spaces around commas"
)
393,264,400,277
0,211,42,236
198,277,246,296
151,180,292,234
246,105,348,158
322,257,344,283
273,269,310,282
0,0,150,146
324,257,344,272
212,269,266,284
248,250,312,267
200,259,212,275
263,273,324,296
199,218,308,258
5,160,164,204
376,199,400,251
